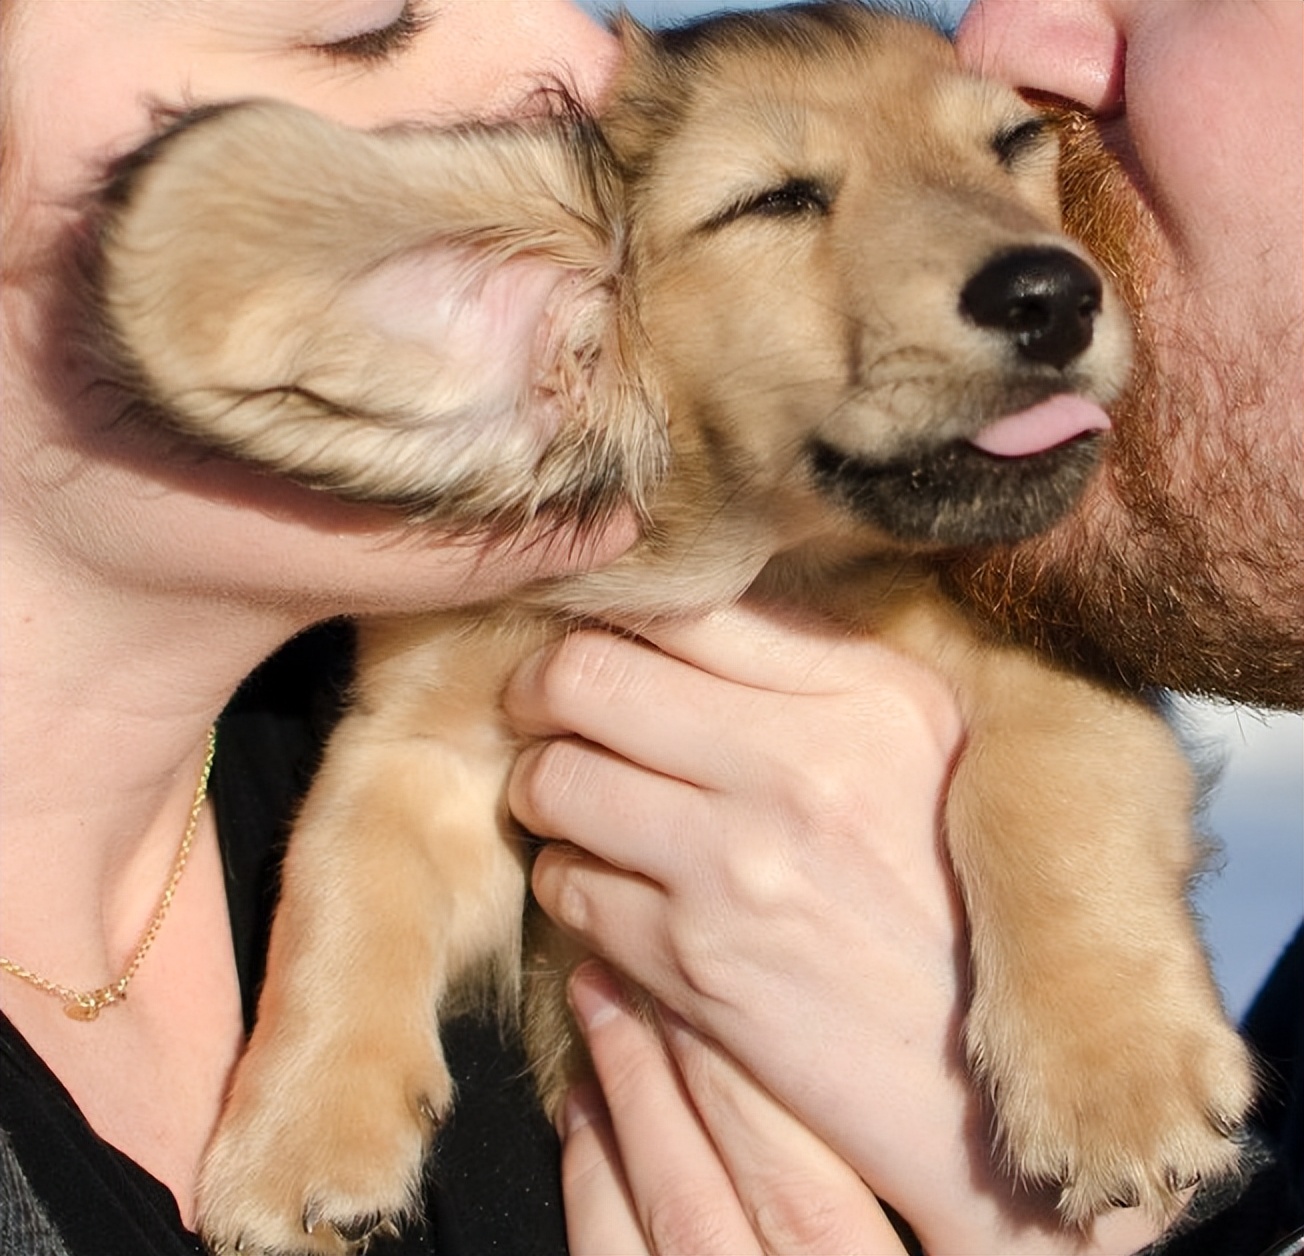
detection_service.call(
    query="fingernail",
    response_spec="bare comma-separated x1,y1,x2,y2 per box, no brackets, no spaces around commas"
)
500,643,554,730
658,1004,692,1040
557,1080,604,1139
510,642,547,689
568,961,625,1033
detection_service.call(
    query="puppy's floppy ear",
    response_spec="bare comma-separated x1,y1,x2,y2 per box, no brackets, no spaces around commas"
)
95,100,666,529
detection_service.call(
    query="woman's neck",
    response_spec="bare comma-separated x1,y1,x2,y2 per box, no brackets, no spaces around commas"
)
0,545,300,983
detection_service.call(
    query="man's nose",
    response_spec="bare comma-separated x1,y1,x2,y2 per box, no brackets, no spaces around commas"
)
955,0,1125,116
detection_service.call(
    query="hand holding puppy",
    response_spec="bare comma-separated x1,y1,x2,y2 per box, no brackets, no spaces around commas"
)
511,607,1168,1255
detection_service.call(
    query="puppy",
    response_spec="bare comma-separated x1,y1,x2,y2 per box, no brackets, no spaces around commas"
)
95,5,1254,1252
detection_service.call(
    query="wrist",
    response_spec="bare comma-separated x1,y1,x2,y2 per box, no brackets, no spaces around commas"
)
876,1102,1170,1256
918,1194,1166,1256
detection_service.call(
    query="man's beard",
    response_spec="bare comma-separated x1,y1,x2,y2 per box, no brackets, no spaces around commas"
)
945,105,1304,710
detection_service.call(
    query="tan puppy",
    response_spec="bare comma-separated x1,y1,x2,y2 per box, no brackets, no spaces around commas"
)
95,5,1254,1252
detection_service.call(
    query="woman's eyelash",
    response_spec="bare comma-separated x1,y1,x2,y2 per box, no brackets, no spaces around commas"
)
312,2,431,64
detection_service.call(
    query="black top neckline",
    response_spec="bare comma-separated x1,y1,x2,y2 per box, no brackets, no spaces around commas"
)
0,624,567,1255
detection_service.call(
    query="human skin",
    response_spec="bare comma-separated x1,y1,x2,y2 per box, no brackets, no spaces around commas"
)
511,612,1164,1256
518,1,1303,1252
2,0,628,625
0,0,624,1222
950,0,1304,707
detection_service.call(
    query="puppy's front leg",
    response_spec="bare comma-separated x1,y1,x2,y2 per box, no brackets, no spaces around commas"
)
944,646,1255,1227
198,613,548,1256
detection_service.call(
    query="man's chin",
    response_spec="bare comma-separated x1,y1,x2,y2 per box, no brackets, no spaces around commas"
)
943,482,1304,712
955,105,1304,711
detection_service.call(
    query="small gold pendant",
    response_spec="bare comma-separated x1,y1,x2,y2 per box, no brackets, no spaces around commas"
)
65,1000,100,1022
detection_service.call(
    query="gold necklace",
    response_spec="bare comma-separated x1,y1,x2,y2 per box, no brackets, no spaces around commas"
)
0,725,217,1022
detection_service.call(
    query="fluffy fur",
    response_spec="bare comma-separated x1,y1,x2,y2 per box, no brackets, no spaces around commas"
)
93,5,1254,1252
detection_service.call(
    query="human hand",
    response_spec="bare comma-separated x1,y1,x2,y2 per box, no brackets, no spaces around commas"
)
506,604,971,1234
506,605,1166,1254
557,960,906,1255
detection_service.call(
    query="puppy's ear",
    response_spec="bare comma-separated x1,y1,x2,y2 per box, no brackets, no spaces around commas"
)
95,101,665,528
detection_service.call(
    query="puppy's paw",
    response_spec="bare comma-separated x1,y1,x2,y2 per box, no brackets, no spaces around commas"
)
197,1031,453,1255
969,997,1255,1226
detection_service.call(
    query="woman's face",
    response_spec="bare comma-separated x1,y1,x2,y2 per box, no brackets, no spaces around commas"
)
9,0,618,210
953,0,1304,704
2,0,630,625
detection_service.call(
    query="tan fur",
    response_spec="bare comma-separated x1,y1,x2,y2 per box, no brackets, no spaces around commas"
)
94,6,1254,1252
99,103,666,527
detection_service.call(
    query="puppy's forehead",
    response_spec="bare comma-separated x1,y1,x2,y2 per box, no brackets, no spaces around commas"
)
630,14,1035,226
703,10,953,92
680,47,1014,158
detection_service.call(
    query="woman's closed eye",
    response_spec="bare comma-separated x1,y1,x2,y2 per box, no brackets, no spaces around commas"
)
308,0,432,64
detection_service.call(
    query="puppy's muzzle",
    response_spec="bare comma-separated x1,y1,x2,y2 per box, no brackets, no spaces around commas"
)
961,247,1103,370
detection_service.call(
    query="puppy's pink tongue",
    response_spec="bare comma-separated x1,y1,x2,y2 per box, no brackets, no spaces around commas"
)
970,395,1111,458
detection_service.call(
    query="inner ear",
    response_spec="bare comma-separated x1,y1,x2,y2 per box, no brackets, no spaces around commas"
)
343,244,584,431
94,99,665,524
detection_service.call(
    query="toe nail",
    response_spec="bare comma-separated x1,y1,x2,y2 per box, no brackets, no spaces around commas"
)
335,1213,382,1243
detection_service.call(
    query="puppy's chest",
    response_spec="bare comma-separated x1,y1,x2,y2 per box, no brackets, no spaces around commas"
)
753,551,957,639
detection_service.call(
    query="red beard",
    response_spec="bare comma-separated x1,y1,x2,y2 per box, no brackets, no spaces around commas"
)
945,103,1304,709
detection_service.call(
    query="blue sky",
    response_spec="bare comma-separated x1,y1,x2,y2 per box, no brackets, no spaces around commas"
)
587,0,970,31
576,0,1303,1016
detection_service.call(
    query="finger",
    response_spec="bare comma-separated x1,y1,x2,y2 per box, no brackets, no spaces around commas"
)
503,627,762,790
533,841,802,1050
569,963,764,1256
632,602,862,692
557,1083,652,1256
631,602,954,713
660,1011,909,1256
504,614,962,800
532,848,692,996
641,606,964,766
510,733,715,881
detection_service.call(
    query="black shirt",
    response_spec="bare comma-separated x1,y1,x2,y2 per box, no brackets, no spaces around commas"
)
2,625,1301,1254
0,625,567,1256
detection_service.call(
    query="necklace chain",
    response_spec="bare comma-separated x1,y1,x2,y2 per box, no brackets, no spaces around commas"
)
0,725,218,1022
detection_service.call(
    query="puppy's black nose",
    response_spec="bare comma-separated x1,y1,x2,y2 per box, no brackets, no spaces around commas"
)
961,247,1103,370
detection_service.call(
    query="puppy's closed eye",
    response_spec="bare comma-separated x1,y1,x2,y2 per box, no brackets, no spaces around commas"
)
992,116,1052,169
704,176,835,231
